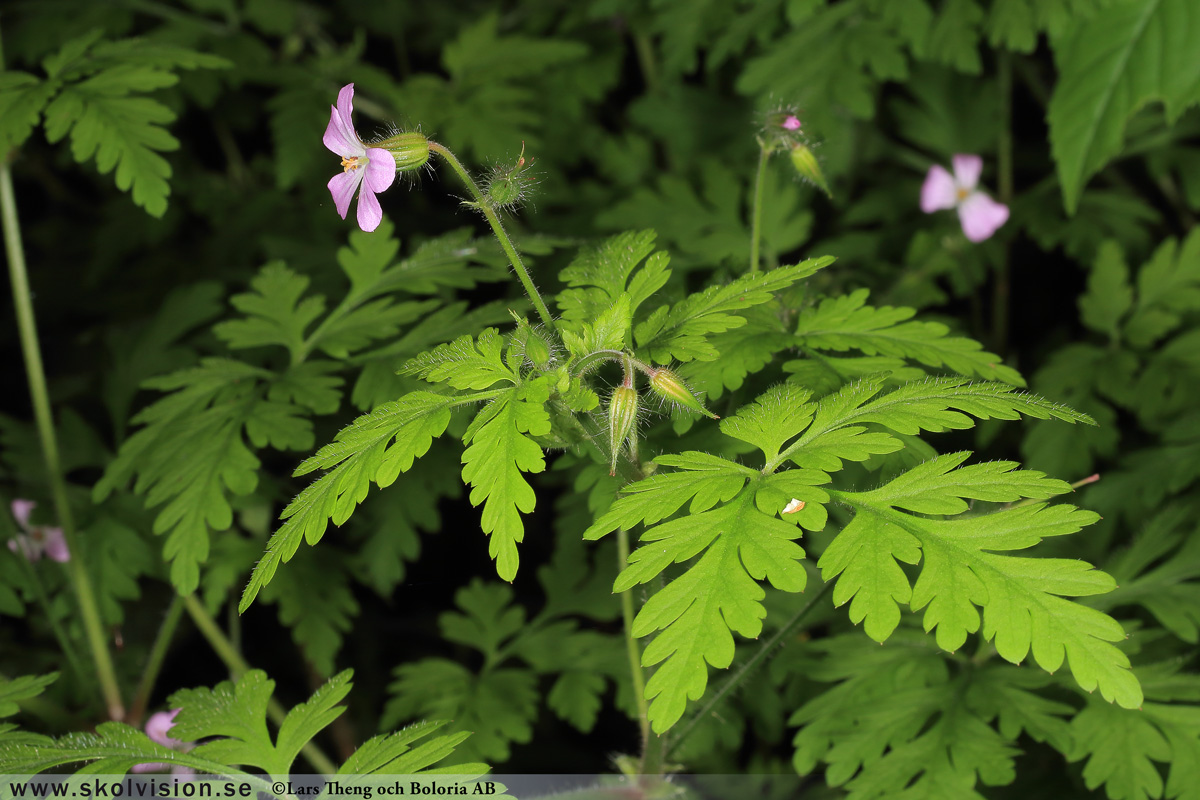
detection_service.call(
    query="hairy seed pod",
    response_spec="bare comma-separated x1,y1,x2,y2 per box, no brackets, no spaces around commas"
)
647,368,718,419
608,386,640,476
789,143,832,198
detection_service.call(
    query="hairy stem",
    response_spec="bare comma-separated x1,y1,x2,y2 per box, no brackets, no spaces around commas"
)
749,145,770,273
129,594,186,723
184,595,339,774
668,578,833,758
427,141,555,330
1,147,125,721
572,349,627,377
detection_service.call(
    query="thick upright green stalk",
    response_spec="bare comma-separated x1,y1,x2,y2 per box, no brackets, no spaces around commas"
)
749,145,770,273
427,141,555,329
183,595,339,774
1,157,125,720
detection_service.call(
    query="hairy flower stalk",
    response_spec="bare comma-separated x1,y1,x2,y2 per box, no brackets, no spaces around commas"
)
751,107,830,271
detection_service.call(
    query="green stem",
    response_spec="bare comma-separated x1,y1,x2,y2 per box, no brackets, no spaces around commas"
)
640,725,666,777
183,595,339,774
668,578,833,758
129,594,186,723
749,145,770,273
992,52,1014,357
617,528,649,746
427,141,555,330
1,146,125,722
632,30,660,96
15,554,88,687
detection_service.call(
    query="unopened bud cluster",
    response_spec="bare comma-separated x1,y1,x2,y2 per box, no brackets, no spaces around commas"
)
602,358,717,476
759,106,833,199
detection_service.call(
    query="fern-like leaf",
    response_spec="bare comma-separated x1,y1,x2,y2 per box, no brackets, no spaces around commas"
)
460,380,551,581
635,257,834,363
239,391,483,611
794,289,1024,384
821,467,1141,707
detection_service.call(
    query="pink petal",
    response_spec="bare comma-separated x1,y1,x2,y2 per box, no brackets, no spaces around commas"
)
327,169,364,220
335,84,356,131
361,148,397,194
131,763,168,774
42,528,69,563
11,499,35,529
958,191,1009,242
323,106,362,157
356,186,384,232
145,709,183,748
952,154,983,192
920,165,957,212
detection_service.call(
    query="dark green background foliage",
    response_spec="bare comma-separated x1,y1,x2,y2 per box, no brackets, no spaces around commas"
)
2,0,1200,797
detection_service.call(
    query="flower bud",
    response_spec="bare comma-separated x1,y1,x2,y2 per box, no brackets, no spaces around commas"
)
647,368,718,419
764,110,802,134
525,329,552,368
373,132,430,173
789,143,832,198
607,385,639,476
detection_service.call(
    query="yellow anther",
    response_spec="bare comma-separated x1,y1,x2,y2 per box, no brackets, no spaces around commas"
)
341,155,363,172
956,186,971,201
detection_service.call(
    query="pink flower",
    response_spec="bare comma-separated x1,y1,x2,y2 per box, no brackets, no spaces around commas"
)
782,114,802,132
920,154,1009,242
323,84,397,232
7,500,68,563
132,709,194,774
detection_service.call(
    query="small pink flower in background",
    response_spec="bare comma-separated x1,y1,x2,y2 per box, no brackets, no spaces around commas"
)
132,709,194,774
323,83,397,233
11,499,35,527
782,114,802,131
921,154,1009,242
7,500,69,563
